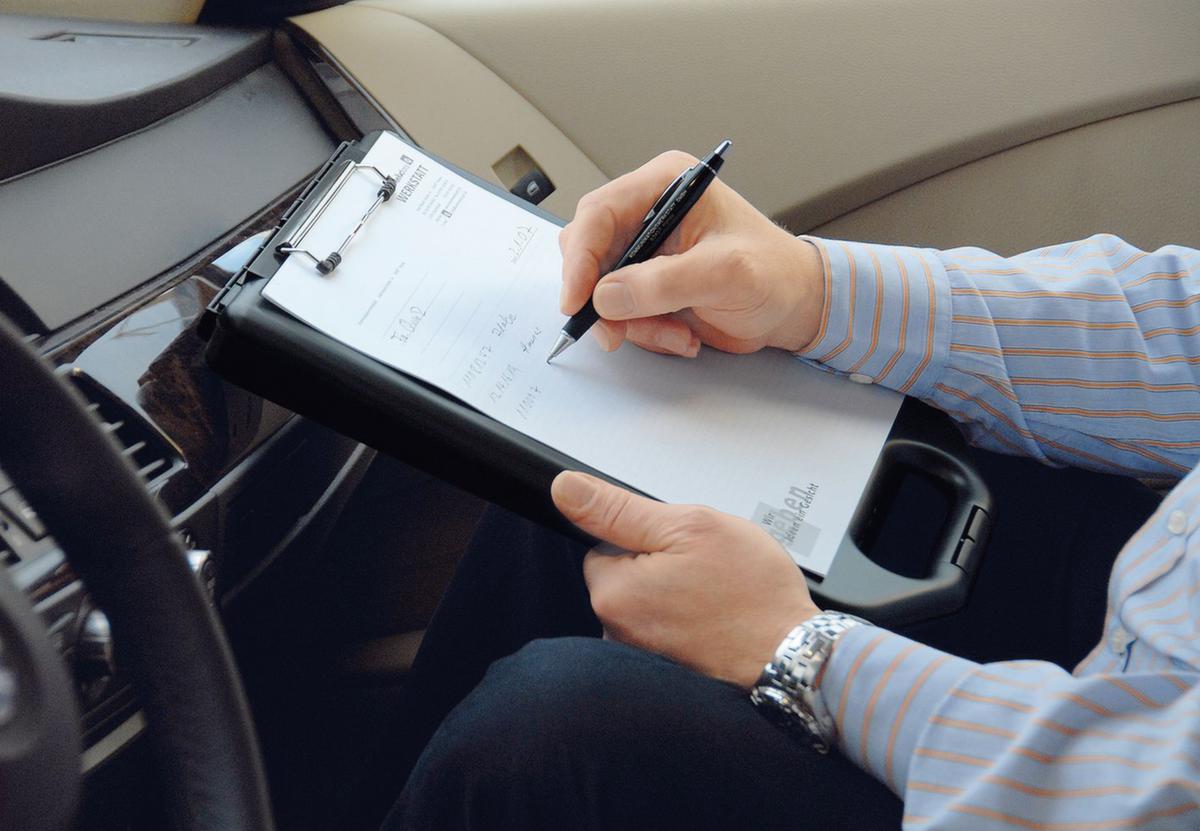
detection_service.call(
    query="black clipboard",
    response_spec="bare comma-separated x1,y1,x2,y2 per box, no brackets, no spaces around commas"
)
202,130,992,627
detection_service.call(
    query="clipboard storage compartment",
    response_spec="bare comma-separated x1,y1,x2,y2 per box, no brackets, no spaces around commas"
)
203,131,991,627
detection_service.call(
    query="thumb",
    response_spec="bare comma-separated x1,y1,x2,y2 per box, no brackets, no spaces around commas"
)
551,471,673,551
592,242,728,321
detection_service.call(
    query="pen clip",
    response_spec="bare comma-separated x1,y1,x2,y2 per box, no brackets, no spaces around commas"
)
642,170,689,223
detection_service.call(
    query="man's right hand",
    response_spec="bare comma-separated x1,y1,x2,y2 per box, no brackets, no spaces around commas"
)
559,150,827,357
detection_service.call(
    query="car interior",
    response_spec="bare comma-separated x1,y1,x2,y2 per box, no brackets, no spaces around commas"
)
1,1,1198,829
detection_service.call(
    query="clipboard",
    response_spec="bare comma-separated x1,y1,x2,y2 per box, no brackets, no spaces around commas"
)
201,130,991,627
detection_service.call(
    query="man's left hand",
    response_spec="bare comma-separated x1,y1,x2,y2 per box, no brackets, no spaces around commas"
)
551,471,820,689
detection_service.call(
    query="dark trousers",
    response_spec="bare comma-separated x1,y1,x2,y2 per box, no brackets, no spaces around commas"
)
379,449,1161,830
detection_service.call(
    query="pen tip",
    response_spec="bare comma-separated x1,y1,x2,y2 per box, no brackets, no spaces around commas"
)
546,332,575,364
716,139,732,156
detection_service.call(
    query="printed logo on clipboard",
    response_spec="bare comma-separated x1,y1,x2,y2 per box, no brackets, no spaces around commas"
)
753,482,821,562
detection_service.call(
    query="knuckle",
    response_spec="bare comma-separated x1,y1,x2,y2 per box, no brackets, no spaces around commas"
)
624,318,667,351
721,245,754,275
589,585,618,622
675,506,718,535
575,190,602,212
597,490,633,534
656,149,699,168
573,193,615,228
586,577,628,624
576,187,614,214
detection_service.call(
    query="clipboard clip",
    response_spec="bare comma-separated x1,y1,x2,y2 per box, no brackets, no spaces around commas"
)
276,160,398,274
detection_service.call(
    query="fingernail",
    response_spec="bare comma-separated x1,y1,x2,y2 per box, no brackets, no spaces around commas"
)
655,328,692,354
594,283,634,318
558,283,569,314
553,472,596,511
686,334,701,357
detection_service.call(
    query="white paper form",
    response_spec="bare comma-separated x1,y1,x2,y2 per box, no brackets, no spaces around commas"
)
262,133,902,576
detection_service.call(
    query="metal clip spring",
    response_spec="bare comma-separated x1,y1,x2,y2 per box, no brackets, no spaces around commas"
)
277,161,398,274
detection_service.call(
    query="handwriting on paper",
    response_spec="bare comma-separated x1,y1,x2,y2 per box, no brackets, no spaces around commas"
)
388,305,426,344
491,313,517,338
261,131,904,578
519,327,542,354
461,345,492,387
508,225,536,264
515,385,543,420
488,363,520,404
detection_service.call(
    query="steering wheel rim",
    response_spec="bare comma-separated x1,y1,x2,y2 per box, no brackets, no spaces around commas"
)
0,312,275,830
0,552,79,829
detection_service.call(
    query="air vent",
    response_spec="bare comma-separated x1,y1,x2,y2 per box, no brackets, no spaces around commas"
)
62,371,183,489
41,32,198,48
0,511,18,567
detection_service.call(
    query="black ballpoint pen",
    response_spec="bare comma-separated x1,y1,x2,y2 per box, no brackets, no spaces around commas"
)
546,139,732,364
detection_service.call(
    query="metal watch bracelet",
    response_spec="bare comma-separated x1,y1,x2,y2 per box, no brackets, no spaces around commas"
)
750,612,869,752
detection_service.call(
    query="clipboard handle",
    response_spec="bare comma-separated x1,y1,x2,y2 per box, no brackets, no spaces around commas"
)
812,400,992,627
275,160,398,274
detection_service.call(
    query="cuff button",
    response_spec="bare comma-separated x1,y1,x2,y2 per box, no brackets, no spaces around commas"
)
1167,510,1188,536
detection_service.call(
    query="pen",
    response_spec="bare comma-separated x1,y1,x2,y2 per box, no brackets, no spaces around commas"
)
546,139,732,364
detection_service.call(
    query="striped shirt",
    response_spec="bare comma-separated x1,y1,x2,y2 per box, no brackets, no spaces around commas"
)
799,234,1200,829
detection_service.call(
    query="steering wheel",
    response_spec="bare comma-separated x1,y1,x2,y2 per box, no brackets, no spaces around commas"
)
0,312,275,830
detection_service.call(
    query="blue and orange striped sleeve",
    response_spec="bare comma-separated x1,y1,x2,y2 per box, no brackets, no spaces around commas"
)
798,234,1200,479
817,627,1200,828
800,234,1200,826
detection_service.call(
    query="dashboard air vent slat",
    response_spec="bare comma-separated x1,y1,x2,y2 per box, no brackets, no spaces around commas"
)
62,370,183,489
137,459,167,479
0,510,19,565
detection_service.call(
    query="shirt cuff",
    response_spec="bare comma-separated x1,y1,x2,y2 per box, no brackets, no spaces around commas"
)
797,238,953,400
817,625,975,796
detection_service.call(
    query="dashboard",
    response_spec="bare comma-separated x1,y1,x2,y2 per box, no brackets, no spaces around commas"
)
0,15,385,803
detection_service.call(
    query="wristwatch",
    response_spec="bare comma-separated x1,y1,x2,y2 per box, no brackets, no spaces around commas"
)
750,611,869,752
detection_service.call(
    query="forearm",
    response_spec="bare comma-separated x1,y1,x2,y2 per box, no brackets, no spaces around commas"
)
818,626,1200,829
798,235,1200,479
815,626,972,797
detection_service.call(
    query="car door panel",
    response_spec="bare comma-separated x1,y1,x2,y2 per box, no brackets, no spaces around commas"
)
815,98,1200,251
290,5,608,220
293,0,1200,251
